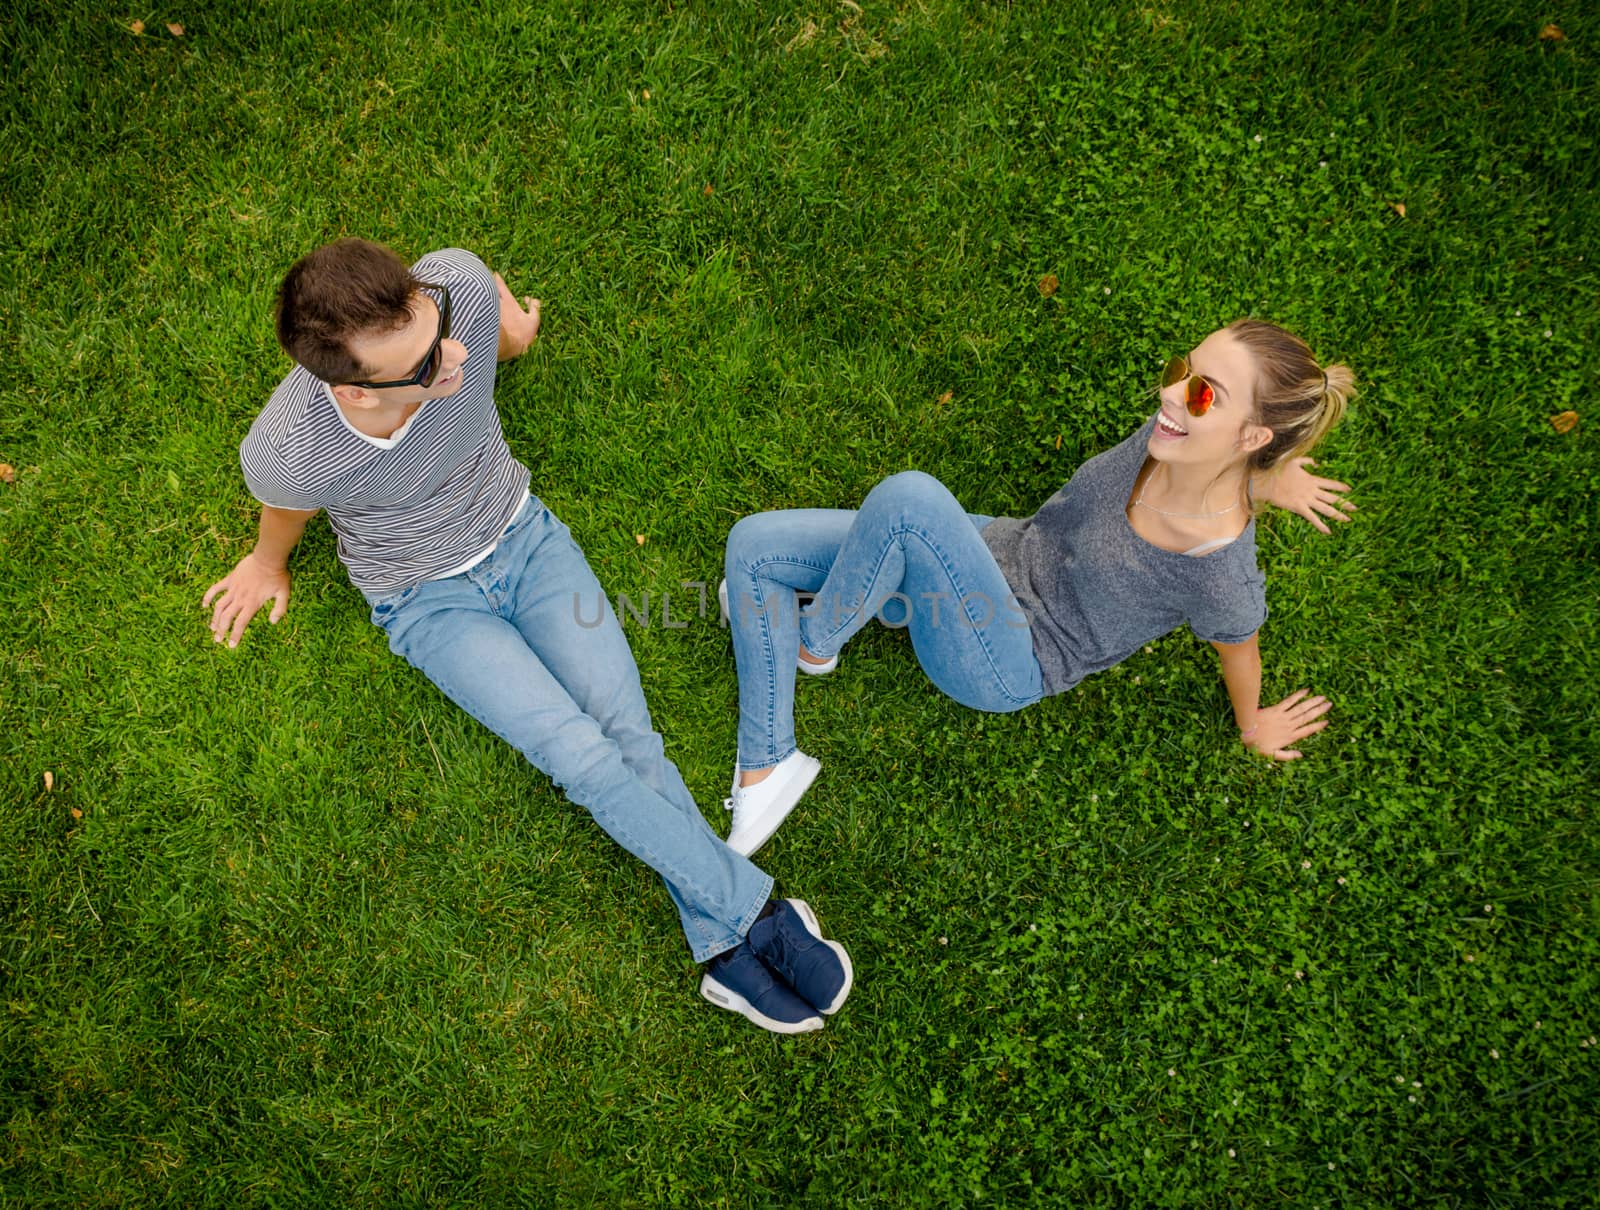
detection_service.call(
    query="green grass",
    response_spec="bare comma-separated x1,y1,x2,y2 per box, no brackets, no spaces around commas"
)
2,1,1597,1205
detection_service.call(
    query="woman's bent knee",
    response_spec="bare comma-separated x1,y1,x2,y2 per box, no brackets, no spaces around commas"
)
726,512,783,572
866,470,958,516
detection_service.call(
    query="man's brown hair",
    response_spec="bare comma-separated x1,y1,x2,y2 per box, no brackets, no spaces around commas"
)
275,239,423,384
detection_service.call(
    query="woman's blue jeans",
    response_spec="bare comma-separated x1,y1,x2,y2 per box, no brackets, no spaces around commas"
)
367,497,772,963
725,471,1044,771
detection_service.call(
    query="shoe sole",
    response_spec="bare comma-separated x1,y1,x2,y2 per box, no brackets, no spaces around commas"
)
726,753,821,857
784,898,854,1015
700,971,823,1034
719,580,838,677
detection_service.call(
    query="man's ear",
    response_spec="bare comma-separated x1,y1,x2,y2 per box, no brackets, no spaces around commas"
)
329,383,372,409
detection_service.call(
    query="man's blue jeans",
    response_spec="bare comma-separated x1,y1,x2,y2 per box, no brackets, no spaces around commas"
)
367,497,771,963
725,471,1044,771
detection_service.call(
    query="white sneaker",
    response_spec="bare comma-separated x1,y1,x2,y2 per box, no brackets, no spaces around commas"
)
724,750,822,856
719,579,838,676
797,647,838,676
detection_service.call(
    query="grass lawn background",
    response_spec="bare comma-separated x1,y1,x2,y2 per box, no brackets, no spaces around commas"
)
2,1,1597,1205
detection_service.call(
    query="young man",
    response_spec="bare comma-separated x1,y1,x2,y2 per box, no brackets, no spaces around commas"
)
203,239,852,1033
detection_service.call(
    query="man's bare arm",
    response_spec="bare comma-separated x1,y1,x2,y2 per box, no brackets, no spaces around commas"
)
494,272,542,361
202,504,318,648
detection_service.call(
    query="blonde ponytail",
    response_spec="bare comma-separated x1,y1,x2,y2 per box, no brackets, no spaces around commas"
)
1226,319,1355,473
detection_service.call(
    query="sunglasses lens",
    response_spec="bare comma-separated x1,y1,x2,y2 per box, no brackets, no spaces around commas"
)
1161,355,1186,388
1186,377,1215,416
421,344,443,387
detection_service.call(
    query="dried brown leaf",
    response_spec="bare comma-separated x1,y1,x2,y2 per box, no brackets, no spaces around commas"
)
167,22,184,35
1038,274,1059,297
1550,410,1579,434
703,183,714,196
784,18,822,52
71,807,83,820
0,463,15,484
130,18,145,34
1540,23,1565,41
44,771,55,792
1388,201,1407,218
937,390,953,406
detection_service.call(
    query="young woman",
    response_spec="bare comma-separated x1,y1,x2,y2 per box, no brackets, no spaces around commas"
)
717,319,1355,856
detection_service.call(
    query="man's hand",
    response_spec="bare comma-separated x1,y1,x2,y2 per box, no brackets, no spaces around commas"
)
1254,457,1355,535
204,503,314,649
494,272,541,361
1241,689,1331,760
203,552,292,648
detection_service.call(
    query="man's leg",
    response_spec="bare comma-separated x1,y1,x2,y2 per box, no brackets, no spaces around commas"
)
373,547,770,965
494,518,701,822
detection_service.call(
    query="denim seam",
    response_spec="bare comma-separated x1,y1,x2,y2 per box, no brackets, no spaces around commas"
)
747,571,781,769
699,871,777,962
739,555,830,768
675,901,724,963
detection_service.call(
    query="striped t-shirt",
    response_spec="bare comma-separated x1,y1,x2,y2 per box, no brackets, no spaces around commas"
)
240,248,531,595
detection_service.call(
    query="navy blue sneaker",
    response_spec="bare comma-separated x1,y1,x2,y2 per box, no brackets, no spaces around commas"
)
700,942,824,1034
747,899,853,1016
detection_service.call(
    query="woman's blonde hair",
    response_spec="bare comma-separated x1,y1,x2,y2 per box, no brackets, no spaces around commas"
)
1226,319,1354,473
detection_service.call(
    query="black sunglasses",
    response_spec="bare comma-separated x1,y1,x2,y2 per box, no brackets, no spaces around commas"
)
348,283,453,390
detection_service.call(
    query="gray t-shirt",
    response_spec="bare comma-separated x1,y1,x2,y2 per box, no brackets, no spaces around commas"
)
239,248,530,595
982,415,1268,697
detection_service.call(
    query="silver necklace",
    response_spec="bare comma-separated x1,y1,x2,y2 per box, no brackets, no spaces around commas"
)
1134,466,1242,519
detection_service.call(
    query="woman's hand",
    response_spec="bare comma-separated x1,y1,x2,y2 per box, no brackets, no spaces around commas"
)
1240,689,1330,760
1255,458,1355,535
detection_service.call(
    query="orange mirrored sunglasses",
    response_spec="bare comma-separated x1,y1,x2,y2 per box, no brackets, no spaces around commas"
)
1161,354,1217,417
